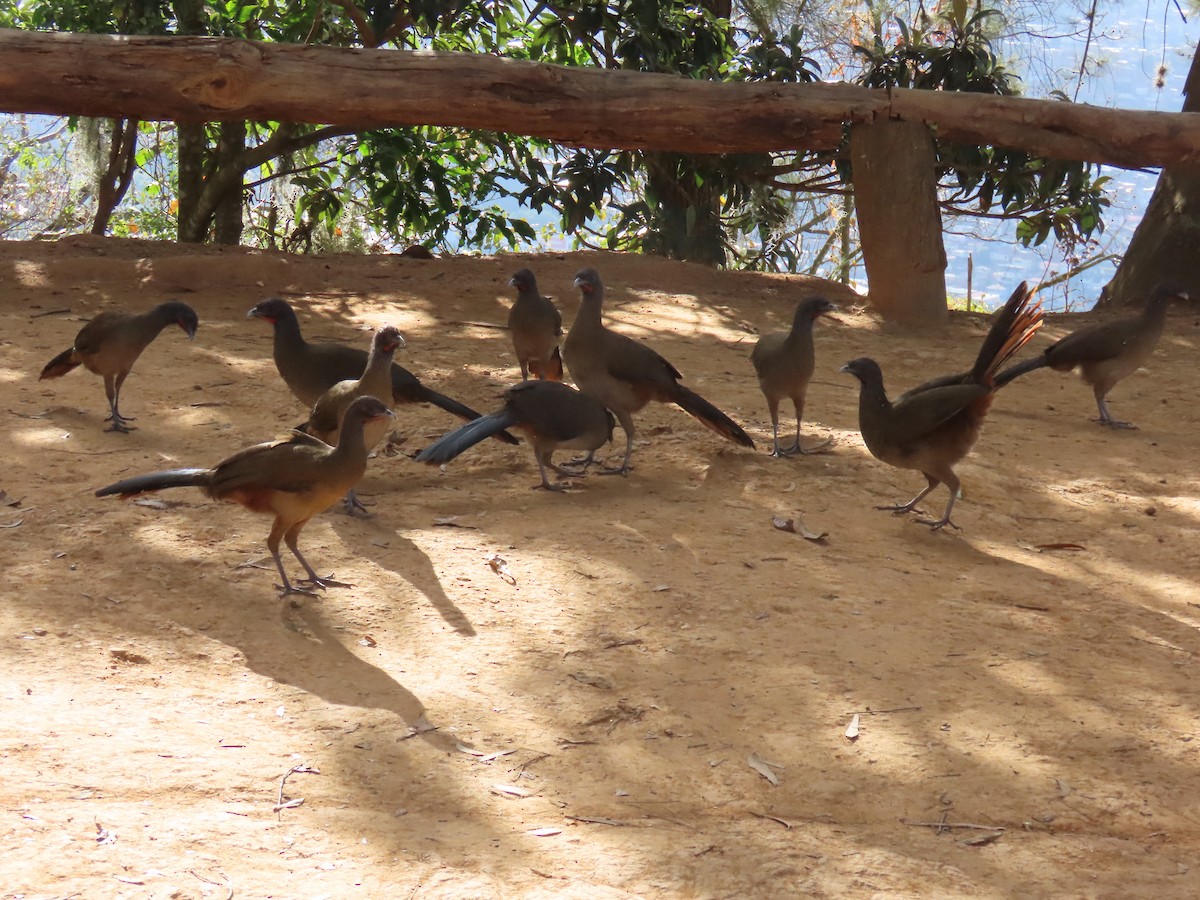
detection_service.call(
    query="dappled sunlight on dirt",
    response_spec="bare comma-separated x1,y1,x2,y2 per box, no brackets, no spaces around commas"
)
3,236,1200,897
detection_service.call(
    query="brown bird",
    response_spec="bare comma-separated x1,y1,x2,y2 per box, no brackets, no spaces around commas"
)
247,297,516,444
842,281,1043,530
39,300,199,432
303,325,404,515
96,395,395,597
416,380,614,491
995,281,1188,428
563,268,755,474
751,296,837,457
507,268,564,381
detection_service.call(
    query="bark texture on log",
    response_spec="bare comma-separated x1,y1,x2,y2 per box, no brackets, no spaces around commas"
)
851,121,948,325
1100,46,1200,308
2,29,1200,170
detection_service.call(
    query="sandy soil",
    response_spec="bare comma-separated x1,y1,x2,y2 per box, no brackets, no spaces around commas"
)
2,235,1200,899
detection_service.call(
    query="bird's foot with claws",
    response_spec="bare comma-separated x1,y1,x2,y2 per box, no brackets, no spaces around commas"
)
104,419,136,433
875,502,919,516
1097,417,1137,430
599,464,630,476
535,480,572,493
299,575,354,591
916,516,961,532
277,581,321,599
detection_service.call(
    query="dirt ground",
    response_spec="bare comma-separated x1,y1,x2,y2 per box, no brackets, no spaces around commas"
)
3,236,1200,899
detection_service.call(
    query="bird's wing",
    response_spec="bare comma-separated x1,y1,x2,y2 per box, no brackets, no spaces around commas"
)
887,384,989,446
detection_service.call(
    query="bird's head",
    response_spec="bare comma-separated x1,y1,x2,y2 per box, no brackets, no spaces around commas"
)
161,301,199,340
346,395,395,426
375,325,406,355
573,268,602,296
509,268,536,292
840,357,882,385
246,297,294,326
799,296,837,323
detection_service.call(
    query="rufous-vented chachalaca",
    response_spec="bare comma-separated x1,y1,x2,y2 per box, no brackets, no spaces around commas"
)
751,296,836,457
96,395,394,596
842,281,1043,530
995,281,1188,428
417,380,614,491
39,300,199,432
247,297,516,444
563,268,754,474
507,268,564,381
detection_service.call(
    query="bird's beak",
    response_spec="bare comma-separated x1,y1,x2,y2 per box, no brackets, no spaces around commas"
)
246,307,263,320
839,363,853,373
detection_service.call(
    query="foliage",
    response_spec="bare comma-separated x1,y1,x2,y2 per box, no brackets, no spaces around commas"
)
852,0,1110,252
0,0,1116,272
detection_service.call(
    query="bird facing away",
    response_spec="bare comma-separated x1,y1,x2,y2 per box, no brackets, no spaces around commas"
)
995,281,1189,428
507,268,564,381
416,380,614,491
96,395,395,597
751,296,837,457
563,268,755,474
247,297,516,444
842,281,1043,530
39,300,199,433
303,325,404,515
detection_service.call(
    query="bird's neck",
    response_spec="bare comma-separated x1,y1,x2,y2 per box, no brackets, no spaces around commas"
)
785,314,814,346
140,306,180,339
574,293,605,330
857,377,892,419
360,346,395,395
272,313,306,353
331,416,369,462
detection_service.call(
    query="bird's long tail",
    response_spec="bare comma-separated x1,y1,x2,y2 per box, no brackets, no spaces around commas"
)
993,354,1049,389
416,410,521,465
95,468,211,498
672,386,756,449
413,385,520,446
971,281,1044,385
39,347,80,380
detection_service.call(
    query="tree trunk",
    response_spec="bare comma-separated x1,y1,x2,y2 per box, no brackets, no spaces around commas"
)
176,122,207,242
174,0,208,243
1099,46,1200,308
851,120,947,324
213,120,245,245
644,153,725,266
90,118,139,235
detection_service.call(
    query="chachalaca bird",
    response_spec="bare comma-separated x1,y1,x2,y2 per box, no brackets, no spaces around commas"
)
39,300,199,433
841,281,1043,530
994,281,1188,428
247,297,516,444
751,296,836,457
96,395,395,597
416,380,614,491
508,268,564,381
303,325,404,515
563,268,755,473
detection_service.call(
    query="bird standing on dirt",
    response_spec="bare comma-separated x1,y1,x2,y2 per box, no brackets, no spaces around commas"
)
995,281,1188,428
417,380,614,491
303,325,404,515
842,281,1043,530
507,268,564,381
563,268,755,474
39,300,199,432
751,296,836,457
247,297,516,444
96,395,395,597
